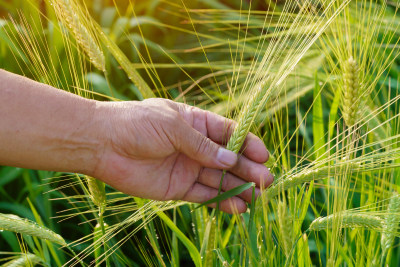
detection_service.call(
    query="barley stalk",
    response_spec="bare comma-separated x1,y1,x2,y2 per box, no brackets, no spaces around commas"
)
342,57,361,127
0,213,66,246
277,201,293,257
52,0,105,71
309,213,384,231
2,254,42,267
94,222,109,265
381,192,400,260
86,176,106,208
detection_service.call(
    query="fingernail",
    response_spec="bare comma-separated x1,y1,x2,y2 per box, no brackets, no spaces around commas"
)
217,148,237,167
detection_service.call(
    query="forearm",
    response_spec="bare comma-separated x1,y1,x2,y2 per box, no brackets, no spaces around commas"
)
0,69,102,175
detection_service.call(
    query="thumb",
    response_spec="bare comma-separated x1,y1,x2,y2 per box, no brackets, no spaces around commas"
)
176,121,237,169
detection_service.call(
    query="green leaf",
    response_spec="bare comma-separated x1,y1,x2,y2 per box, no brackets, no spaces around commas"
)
195,182,255,209
156,210,202,267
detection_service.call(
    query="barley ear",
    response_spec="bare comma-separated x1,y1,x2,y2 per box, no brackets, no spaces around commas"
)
309,213,383,231
226,82,267,154
381,192,400,261
0,213,67,246
2,254,43,267
266,163,361,200
86,176,106,208
342,57,361,127
204,217,216,266
277,201,293,257
52,0,106,72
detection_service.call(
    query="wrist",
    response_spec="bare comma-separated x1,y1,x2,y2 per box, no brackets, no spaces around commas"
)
54,97,105,176
88,100,141,179
76,99,110,177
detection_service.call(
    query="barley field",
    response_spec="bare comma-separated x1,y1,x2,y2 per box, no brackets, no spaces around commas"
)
0,0,400,266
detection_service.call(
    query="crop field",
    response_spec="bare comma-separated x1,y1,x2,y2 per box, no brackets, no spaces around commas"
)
0,0,400,266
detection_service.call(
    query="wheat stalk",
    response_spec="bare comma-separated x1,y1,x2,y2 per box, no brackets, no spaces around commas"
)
277,201,293,257
2,254,43,267
0,213,66,246
309,213,384,231
381,192,400,261
52,0,105,71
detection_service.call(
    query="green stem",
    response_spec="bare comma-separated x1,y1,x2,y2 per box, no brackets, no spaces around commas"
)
98,206,109,267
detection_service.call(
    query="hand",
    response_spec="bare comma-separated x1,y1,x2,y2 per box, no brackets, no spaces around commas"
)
92,98,273,213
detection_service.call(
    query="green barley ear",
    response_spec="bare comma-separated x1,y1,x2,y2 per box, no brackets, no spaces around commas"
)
381,192,400,261
52,0,106,71
309,213,383,231
204,217,216,266
277,201,293,257
342,57,361,127
265,163,361,200
2,253,43,267
86,176,106,208
226,81,268,154
0,213,66,246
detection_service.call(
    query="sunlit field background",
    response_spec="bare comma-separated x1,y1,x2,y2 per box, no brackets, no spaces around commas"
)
0,0,400,266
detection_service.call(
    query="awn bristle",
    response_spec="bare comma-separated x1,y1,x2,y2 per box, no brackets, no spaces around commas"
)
2,254,42,267
53,0,106,71
381,192,400,258
309,213,383,231
0,213,66,246
277,201,293,257
342,57,361,127
86,176,106,208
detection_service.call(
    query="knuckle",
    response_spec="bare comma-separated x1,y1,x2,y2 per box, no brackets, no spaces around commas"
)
195,135,212,155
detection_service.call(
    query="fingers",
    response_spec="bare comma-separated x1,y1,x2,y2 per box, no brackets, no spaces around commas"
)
182,183,247,214
197,168,261,203
230,155,274,188
175,120,238,169
203,109,269,163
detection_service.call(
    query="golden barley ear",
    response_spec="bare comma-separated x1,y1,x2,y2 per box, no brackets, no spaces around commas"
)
52,0,106,72
0,213,67,246
342,57,362,127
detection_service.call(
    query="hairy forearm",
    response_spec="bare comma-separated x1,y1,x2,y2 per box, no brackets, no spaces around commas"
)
0,69,102,174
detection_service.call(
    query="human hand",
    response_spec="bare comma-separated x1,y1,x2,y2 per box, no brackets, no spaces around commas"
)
91,98,274,213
